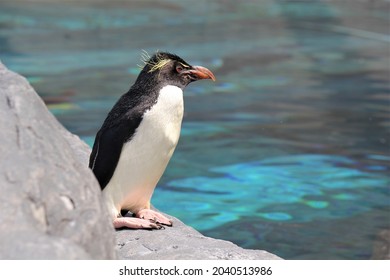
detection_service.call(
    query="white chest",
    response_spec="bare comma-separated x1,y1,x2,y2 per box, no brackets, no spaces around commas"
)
140,85,184,148
103,85,184,216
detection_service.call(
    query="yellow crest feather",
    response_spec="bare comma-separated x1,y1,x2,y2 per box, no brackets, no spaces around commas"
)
139,51,171,73
148,58,171,73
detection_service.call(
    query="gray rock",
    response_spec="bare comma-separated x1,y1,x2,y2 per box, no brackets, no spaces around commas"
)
0,61,117,259
371,229,390,260
116,212,281,260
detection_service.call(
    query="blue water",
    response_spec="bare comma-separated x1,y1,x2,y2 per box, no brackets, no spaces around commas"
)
1,0,389,259
158,154,389,229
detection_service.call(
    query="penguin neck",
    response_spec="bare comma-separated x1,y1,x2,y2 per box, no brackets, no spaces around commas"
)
128,75,185,109
134,70,186,92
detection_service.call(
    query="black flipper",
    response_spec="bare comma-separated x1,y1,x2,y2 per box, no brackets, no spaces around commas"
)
89,123,130,190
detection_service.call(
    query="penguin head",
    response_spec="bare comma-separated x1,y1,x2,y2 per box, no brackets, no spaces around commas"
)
139,52,216,89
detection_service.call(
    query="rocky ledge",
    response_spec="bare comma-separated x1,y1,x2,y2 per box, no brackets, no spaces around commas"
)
116,212,281,260
0,61,281,260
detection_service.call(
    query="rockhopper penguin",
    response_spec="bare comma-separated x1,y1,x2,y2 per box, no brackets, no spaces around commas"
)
89,52,215,229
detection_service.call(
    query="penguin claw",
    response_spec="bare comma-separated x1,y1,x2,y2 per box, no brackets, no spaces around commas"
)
154,222,166,230
136,209,173,227
145,222,163,230
113,217,163,230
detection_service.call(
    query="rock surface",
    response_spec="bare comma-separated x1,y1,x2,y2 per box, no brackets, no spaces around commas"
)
371,229,390,260
0,61,117,259
116,212,281,260
0,60,281,260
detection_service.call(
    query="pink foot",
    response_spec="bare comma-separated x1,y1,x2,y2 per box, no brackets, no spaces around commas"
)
113,217,163,229
136,209,173,227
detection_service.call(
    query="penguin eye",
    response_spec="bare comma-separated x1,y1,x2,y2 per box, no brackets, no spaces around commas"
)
176,65,184,73
176,63,189,74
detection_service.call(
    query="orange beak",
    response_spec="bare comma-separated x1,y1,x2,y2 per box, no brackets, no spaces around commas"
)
186,65,216,81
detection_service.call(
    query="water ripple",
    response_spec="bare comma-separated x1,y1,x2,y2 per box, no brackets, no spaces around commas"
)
155,154,389,230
